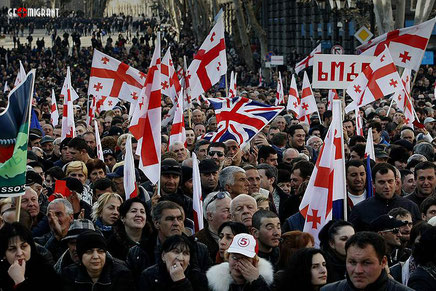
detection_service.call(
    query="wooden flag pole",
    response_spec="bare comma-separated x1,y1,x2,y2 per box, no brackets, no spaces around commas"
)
15,196,22,222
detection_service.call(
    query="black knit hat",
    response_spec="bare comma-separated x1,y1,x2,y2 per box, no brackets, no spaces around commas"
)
76,230,107,260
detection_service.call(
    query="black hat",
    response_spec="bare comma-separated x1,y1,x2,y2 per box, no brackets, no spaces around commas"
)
27,150,39,162
370,214,407,232
40,135,54,145
26,170,43,186
375,149,389,159
102,148,115,157
76,230,107,259
161,158,182,176
108,126,124,136
199,159,219,174
64,177,84,193
277,169,291,183
181,165,193,184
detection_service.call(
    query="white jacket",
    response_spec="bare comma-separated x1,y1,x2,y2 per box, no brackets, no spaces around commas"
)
206,258,274,291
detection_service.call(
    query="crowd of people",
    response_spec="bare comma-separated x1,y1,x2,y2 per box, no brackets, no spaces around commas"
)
2,11,436,291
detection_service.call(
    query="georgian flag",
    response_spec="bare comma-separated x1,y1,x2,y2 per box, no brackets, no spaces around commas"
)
275,72,285,106
327,89,339,111
124,134,138,199
161,48,182,105
14,61,26,87
169,90,187,148
61,67,76,141
50,89,59,127
358,18,436,71
192,153,204,232
286,74,300,114
345,46,402,113
299,71,319,124
294,43,322,75
393,68,415,128
94,120,104,161
229,71,237,98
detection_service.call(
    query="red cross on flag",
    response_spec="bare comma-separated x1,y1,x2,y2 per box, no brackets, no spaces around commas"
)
161,48,182,105
169,90,187,148
60,66,79,102
294,43,321,75
14,60,26,87
192,152,204,232
50,89,59,127
124,134,138,199
129,34,161,185
299,99,346,246
229,71,238,98
345,46,402,113
182,55,193,111
89,49,146,103
61,67,76,141
358,18,436,71
275,72,285,106
327,89,339,111
393,68,415,128
299,71,319,124
187,13,227,101
286,74,300,114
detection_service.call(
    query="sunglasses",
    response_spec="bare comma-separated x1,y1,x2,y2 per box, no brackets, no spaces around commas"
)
205,191,229,209
209,151,224,157
380,228,400,234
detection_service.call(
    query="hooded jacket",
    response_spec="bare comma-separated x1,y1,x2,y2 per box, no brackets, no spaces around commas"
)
206,257,274,291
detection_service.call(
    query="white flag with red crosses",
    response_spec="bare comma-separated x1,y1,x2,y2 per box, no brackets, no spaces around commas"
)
299,71,319,123
161,48,182,105
345,46,402,113
275,72,285,106
50,89,59,127
61,67,76,141
358,18,436,71
286,74,300,114
89,49,146,103
294,43,321,75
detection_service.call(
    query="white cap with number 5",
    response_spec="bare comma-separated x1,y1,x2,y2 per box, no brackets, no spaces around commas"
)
227,233,258,258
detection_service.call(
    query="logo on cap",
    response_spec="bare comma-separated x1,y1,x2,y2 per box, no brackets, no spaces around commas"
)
237,237,250,247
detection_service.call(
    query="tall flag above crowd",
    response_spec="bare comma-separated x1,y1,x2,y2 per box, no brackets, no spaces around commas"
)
0,71,35,197
229,71,237,98
61,67,76,141
129,33,162,185
299,99,346,246
295,43,321,74
358,17,436,72
205,97,284,147
161,48,182,105
275,72,285,105
192,153,204,232
186,13,227,102
169,90,187,148
299,72,319,124
50,89,59,127
14,61,26,87
89,49,146,103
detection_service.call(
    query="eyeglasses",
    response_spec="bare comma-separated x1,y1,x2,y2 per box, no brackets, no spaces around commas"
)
209,151,224,157
205,191,228,209
380,228,400,234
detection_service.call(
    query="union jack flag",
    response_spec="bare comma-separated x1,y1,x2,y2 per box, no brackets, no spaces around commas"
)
204,97,284,146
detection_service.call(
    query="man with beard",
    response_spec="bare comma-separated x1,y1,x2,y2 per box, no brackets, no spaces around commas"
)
346,160,367,210
251,210,281,267
370,214,408,266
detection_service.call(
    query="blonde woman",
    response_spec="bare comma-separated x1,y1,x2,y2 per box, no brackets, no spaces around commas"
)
65,161,93,205
92,192,123,239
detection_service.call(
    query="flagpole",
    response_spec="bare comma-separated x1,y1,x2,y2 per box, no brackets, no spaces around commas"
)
386,97,395,116
225,72,228,97
339,100,348,221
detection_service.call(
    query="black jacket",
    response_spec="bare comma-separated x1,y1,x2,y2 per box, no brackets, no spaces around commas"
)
321,270,413,291
408,265,436,291
194,227,218,263
349,194,421,231
61,253,135,291
138,263,208,291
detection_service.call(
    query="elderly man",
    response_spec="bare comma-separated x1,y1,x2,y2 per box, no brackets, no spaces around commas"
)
282,148,299,165
192,109,205,125
224,139,242,166
400,128,415,144
169,141,189,163
35,198,74,261
230,194,258,229
218,166,249,199
196,191,232,262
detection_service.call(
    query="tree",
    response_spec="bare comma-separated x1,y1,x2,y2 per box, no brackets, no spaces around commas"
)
233,0,254,70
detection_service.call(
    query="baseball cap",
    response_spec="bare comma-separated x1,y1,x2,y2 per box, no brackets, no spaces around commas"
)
62,219,96,241
107,165,124,178
424,117,436,125
199,158,219,174
375,149,389,159
161,158,182,176
370,214,407,232
108,126,124,136
102,148,115,157
227,233,258,258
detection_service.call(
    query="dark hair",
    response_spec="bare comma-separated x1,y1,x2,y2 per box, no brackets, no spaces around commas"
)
371,163,397,180
278,248,328,291
207,142,226,152
348,135,366,147
0,222,38,263
409,221,432,248
287,124,305,137
68,137,89,152
346,160,365,173
119,197,148,219
46,166,66,180
252,210,278,230
318,220,354,251
388,207,411,219
412,226,436,265
152,201,184,222
277,231,314,270
271,132,288,148
400,169,413,182
369,122,382,133
421,196,436,216
256,163,278,183
257,146,277,163
343,119,355,126
388,145,410,164
345,232,386,263
414,161,436,178
194,140,210,152
86,159,107,177
217,221,248,236
291,160,314,180
350,144,366,159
